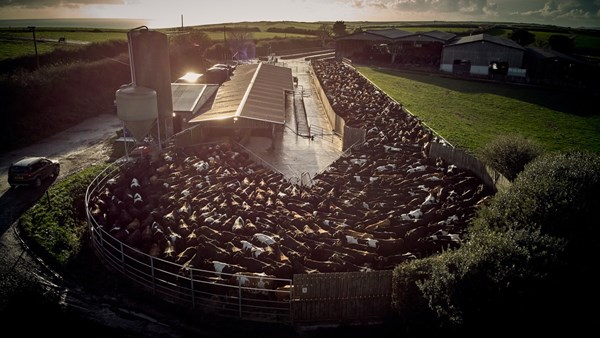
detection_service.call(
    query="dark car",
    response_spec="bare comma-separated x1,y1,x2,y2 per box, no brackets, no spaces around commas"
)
8,156,60,188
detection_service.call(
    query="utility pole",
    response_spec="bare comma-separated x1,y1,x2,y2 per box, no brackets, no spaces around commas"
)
28,26,39,69
223,25,227,62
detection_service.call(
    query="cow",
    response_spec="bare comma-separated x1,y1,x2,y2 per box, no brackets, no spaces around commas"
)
229,272,278,296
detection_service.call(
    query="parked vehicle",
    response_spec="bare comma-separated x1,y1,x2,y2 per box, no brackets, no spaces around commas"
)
8,156,60,188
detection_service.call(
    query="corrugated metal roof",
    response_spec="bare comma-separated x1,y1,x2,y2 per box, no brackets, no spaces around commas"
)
189,63,293,124
367,29,413,39
421,30,456,41
446,33,525,51
394,30,456,42
171,84,219,114
336,29,412,41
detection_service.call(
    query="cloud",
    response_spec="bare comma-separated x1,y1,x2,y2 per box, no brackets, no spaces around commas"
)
338,0,599,26
381,0,494,14
351,0,387,9
516,0,600,20
0,0,122,8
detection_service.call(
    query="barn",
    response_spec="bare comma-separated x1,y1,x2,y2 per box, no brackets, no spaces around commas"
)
390,30,456,69
440,33,527,78
335,29,412,62
186,63,294,144
524,47,600,88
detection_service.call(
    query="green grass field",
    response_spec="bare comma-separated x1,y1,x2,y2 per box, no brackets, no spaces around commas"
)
200,30,313,42
357,66,600,154
3,20,598,61
0,30,127,42
0,29,127,60
0,38,67,59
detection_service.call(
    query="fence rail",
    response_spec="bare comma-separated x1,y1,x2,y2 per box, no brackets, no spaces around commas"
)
85,158,399,326
85,161,293,324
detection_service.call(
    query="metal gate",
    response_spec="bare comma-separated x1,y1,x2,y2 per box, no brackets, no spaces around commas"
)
291,270,393,324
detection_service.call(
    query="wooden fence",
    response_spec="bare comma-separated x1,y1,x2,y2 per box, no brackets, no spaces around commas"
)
292,270,393,324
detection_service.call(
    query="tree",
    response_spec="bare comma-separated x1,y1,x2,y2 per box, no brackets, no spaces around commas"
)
227,26,254,61
548,34,574,54
317,24,332,47
352,26,364,34
332,20,347,37
478,134,542,180
509,28,535,46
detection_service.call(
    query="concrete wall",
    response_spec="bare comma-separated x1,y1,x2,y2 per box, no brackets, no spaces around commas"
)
309,65,365,151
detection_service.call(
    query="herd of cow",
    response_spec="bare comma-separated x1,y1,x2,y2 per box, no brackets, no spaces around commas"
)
88,59,491,295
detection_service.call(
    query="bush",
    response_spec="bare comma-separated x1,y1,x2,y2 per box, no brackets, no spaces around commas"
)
478,134,541,180
477,150,600,242
393,150,600,334
472,151,600,331
393,227,564,333
0,56,130,152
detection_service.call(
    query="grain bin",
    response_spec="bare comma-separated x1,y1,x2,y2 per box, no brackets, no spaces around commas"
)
128,27,173,139
115,85,158,142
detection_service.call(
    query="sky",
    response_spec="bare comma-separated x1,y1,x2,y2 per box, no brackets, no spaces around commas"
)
0,0,599,28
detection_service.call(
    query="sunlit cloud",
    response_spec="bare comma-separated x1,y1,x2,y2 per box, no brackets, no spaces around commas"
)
0,0,598,27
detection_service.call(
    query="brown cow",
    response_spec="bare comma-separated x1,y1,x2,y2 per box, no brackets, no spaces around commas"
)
229,272,278,296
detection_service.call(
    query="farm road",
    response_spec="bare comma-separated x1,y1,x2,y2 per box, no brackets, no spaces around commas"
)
0,113,181,336
0,113,251,336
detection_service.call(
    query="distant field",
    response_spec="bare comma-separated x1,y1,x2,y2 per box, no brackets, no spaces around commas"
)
357,66,600,154
0,29,127,42
192,21,321,31
199,31,313,42
0,29,127,60
2,20,598,61
0,38,66,59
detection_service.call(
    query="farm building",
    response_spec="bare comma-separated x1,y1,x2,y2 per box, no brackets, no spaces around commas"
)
171,83,219,133
390,30,456,68
186,63,294,143
440,33,527,78
335,29,412,61
524,47,600,88
336,29,455,68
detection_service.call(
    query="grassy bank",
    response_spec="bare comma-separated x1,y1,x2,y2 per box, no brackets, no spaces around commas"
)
18,164,109,265
357,66,600,154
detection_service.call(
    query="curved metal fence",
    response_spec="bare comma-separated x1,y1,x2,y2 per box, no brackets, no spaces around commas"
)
85,160,293,324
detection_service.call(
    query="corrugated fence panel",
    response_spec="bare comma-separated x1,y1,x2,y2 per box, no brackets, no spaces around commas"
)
292,271,393,324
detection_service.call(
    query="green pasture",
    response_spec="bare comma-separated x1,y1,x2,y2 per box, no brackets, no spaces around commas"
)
0,38,70,59
199,30,313,42
0,29,127,42
357,66,600,154
0,29,126,60
193,21,322,31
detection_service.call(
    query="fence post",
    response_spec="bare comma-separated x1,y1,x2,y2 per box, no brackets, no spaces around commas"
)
188,268,195,309
119,242,125,272
238,277,243,319
150,256,156,295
